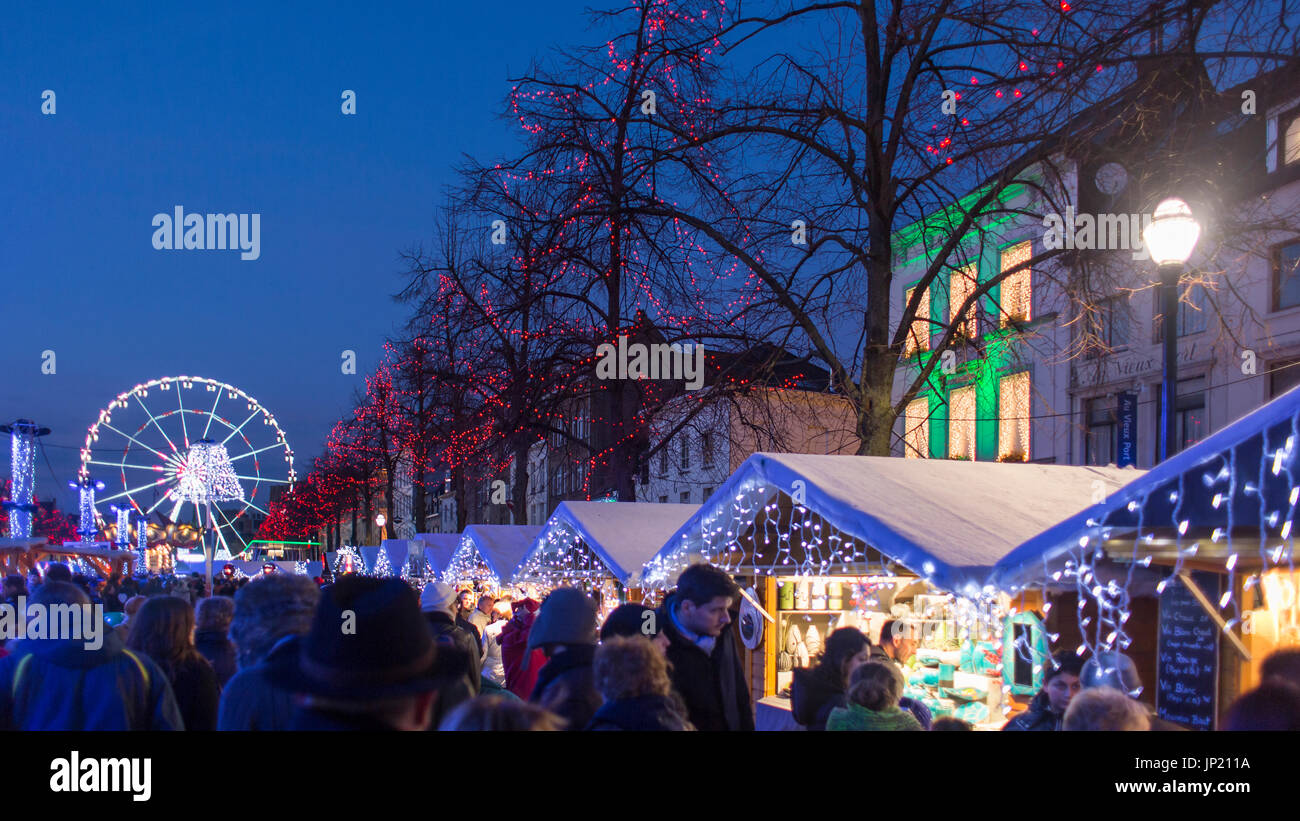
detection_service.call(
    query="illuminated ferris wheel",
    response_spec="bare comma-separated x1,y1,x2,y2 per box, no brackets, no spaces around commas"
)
78,376,296,557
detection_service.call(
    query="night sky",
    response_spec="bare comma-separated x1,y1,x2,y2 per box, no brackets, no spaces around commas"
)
2,0,594,510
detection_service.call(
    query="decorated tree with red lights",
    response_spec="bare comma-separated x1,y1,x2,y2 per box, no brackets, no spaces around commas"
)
622,0,1295,455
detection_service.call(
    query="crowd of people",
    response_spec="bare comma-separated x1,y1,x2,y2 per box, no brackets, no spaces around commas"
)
1,559,1298,732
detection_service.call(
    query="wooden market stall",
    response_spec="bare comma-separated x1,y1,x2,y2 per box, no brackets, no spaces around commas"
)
514,501,699,619
994,383,1300,730
642,451,1138,730
0,537,137,578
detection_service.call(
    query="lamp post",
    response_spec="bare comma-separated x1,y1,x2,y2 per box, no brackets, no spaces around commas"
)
375,512,388,542
1142,198,1201,463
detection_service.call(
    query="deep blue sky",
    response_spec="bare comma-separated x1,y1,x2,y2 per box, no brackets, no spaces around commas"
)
1,0,595,510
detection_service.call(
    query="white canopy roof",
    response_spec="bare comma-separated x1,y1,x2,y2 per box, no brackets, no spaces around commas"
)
522,501,700,585
415,533,462,576
993,383,1300,589
451,524,543,584
653,452,1141,595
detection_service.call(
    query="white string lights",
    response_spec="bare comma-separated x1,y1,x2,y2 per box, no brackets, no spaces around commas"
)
1014,407,1299,681
3,420,48,539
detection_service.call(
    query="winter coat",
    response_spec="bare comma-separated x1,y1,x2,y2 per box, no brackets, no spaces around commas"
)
529,643,602,731
194,629,238,688
826,702,923,732
217,635,300,731
457,614,483,656
587,693,694,731
657,593,754,732
790,665,846,731
0,631,183,730
163,654,220,731
1001,690,1062,731
425,611,481,696
500,611,546,699
482,620,506,685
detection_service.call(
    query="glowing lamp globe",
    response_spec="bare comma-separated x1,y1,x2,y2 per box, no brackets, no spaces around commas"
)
1142,198,1201,266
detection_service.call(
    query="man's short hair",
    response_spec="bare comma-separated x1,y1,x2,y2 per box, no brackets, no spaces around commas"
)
1261,648,1300,689
675,563,740,606
195,595,235,631
30,580,91,608
44,563,73,584
1063,687,1150,731
878,619,919,645
1044,649,1086,684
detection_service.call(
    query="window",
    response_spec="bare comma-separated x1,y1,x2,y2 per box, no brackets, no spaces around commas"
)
903,286,931,355
639,459,650,485
659,448,669,474
1084,397,1116,466
999,241,1032,325
1084,295,1131,357
1274,241,1300,310
659,495,669,504
679,490,691,503
903,398,929,459
998,372,1031,461
949,264,979,339
1153,376,1207,456
947,386,977,460
703,487,714,500
680,437,690,470
1285,110,1300,167
702,432,714,467
1271,359,1300,398
1153,283,1208,340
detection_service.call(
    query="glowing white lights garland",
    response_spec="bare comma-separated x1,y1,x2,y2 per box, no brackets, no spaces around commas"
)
5,421,43,539
443,535,505,591
515,522,624,619
334,545,364,576
176,441,245,504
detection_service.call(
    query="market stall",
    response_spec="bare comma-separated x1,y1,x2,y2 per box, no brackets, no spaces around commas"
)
514,501,699,619
993,383,1300,730
642,452,1138,729
413,533,462,581
442,524,543,595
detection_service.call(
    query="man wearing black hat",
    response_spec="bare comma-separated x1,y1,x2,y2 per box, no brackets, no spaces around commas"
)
526,587,603,731
271,576,441,731
657,564,754,731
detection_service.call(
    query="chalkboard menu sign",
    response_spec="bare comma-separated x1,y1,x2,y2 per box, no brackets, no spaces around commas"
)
1156,571,1221,730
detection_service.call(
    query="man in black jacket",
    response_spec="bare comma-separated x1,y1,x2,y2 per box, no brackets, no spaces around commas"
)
657,564,754,731
1002,649,1084,731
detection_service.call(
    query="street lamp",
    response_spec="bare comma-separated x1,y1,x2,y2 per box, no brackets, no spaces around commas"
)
1142,197,1201,463
375,512,387,541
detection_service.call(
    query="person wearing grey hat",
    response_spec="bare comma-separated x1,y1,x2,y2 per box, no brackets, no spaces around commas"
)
526,587,603,731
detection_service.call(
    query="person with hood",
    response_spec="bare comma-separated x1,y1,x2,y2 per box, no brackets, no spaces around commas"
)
587,635,693,731
0,581,183,730
418,582,480,711
217,574,320,731
501,597,545,699
657,563,754,731
527,587,603,731
1002,649,1084,731
791,627,872,731
1080,652,1184,730
270,576,442,731
481,599,512,686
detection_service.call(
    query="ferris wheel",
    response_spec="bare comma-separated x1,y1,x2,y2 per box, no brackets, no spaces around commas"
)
78,376,296,558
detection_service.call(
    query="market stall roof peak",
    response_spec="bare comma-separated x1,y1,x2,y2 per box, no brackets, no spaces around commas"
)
414,532,463,577
652,452,1141,595
527,501,701,585
992,383,1300,590
459,523,544,581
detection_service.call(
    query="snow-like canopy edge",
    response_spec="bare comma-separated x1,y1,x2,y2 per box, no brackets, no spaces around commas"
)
460,524,544,582
992,383,1300,589
651,452,1141,596
523,501,701,585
